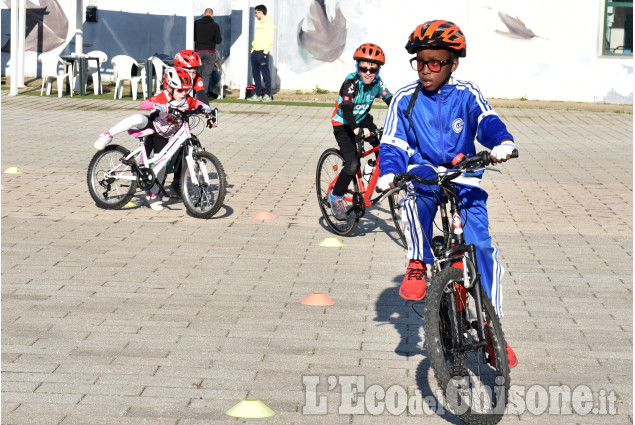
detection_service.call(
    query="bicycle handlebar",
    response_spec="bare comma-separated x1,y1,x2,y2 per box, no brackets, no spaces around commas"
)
355,127,383,156
165,105,213,118
454,148,518,169
392,149,519,188
162,106,219,128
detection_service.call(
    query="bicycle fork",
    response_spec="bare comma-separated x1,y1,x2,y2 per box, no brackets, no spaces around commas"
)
443,191,489,349
184,145,210,188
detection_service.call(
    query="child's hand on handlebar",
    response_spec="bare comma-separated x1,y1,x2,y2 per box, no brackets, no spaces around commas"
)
490,140,516,164
205,106,218,128
353,127,371,139
377,173,396,191
153,103,168,113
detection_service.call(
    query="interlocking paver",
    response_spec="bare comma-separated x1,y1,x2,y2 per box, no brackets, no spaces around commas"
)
1,94,632,424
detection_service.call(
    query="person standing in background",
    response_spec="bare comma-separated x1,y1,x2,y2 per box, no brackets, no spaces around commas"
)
194,8,222,93
247,4,275,102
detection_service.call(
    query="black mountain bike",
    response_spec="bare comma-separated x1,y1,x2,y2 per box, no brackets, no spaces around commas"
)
385,149,518,424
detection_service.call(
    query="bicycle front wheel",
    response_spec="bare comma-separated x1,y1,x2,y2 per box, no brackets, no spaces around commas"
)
181,151,227,219
388,187,408,248
424,267,510,425
315,148,359,237
87,144,137,209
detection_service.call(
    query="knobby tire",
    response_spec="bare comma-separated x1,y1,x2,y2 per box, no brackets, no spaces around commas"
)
181,151,227,219
87,144,137,209
315,148,359,237
424,266,510,425
388,187,408,248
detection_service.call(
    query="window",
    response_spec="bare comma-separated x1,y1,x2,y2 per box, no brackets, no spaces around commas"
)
603,1,633,55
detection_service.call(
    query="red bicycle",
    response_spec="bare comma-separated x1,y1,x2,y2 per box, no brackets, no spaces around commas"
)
315,127,407,244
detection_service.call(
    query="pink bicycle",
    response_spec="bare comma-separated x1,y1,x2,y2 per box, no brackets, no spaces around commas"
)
87,107,226,218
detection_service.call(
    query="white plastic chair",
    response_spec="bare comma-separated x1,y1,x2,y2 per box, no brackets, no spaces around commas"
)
218,61,225,99
85,50,108,95
111,55,146,100
38,53,73,97
149,56,169,95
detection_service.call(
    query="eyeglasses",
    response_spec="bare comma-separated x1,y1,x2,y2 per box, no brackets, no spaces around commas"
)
410,58,453,72
358,66,379,75
175,88,188,93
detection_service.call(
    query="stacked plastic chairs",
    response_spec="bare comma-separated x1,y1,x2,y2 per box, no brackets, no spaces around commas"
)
38,53,74,97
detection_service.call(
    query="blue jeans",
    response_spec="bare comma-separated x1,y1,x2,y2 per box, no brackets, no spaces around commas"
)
250,50,271,96
208,71,221,91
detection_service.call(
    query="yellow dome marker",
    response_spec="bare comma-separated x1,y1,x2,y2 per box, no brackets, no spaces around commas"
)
226,398,275,418
318,237,344,248
4,167,22,174
125,201,137,208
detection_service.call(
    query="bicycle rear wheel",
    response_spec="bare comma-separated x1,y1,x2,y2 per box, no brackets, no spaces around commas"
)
424,266,510,425
315,148,359,237
388,187,408,248
87,144,137,209
181,151,227,219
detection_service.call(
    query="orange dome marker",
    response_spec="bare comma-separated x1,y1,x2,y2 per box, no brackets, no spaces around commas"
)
300,292,335,306
252,211,275,220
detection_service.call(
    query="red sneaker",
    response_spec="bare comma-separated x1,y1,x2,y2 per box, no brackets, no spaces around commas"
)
399,260,427,301
485,340,518,369
507,343,518,368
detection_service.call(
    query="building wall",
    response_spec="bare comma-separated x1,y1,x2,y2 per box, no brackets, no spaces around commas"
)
1,0,632,103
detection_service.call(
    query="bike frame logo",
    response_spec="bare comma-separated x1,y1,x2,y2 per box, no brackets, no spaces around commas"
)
302,375,617,417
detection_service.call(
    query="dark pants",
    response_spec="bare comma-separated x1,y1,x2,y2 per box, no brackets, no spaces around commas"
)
331,117,378,196
144,134,183,181
197,50,216,92
250,50,271,96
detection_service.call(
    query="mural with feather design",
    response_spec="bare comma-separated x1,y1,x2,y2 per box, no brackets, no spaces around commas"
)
297,0,347,63
496,12,538,39
1,0,68,53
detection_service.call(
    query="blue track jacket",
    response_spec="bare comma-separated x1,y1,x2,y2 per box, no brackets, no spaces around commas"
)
379,78,513,173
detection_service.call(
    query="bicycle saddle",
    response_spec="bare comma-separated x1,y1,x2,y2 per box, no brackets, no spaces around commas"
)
128,128,155,138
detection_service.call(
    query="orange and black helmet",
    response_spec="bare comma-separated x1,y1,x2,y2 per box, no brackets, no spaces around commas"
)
353,43,386,66
405,20,466,57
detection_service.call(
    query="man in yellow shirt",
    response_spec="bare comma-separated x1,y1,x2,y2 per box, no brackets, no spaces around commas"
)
247,4,275,102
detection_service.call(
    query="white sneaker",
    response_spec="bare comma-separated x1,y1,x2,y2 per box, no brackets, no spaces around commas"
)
94,133,113,150
145,191,163,211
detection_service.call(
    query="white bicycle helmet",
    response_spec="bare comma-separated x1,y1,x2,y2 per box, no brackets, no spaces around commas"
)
164,67,193,90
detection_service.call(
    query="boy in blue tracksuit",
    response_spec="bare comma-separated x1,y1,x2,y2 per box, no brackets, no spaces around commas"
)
328,43,393,220
376,20,517,367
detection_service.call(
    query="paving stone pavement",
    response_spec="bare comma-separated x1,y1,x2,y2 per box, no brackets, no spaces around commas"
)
1,94,632,425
